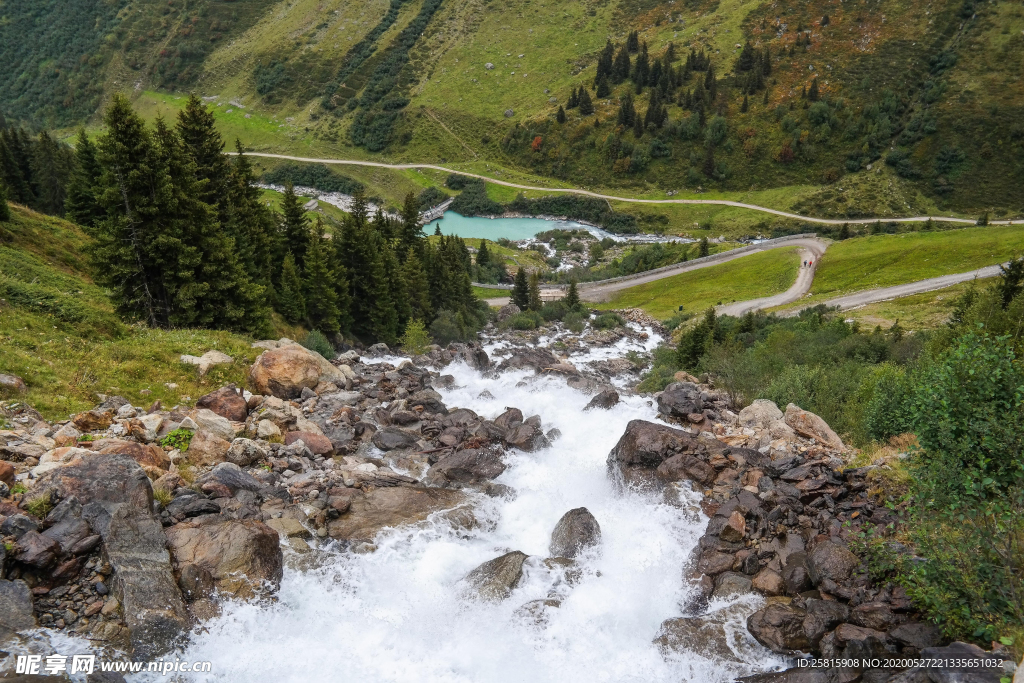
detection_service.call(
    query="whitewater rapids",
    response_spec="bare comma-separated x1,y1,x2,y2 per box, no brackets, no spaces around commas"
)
145,329,785,682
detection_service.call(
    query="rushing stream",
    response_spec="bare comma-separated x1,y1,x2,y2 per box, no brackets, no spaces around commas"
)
139,328,783,682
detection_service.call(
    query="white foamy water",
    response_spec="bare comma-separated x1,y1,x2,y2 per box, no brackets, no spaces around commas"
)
139,335,784,682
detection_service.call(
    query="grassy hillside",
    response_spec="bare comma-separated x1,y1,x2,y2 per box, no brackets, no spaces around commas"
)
0,205,259,419
595,246,800,319
842,279,991,331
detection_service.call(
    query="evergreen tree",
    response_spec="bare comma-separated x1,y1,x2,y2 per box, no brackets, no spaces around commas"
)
176,94,229,223
477,239,491,267
596,40,615,82
596,74,611,98
737,42,756,71
578,88,595,115
528,271,542,311
617,93,636,126
0,128,36,206
838,223,850,240
0,183,10,222
31,131,72,216
808,78,820,102
741,95,749,113
65,129,105,228
633,115,644,138
557,105,567,124
565,277,581,310
402,251,433,323
762,88,770,105
280,182,309,265
567,88,579,109
632,43,650,91
702,146,716,178
303,219,342,334
677,306,717,368
612,46,632,83
399,190,424,257
226,140,280,297
704,63,717,101
511,267,530,309
626,30,640,53
278,251,306,323
699,236,710,257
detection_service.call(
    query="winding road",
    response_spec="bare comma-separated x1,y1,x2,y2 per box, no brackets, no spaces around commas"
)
234,151,1024,227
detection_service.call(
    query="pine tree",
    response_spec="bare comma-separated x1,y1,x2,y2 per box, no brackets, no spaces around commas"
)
557,105,567,124
578,88,595,115
0,183,10,222
65,129,105,228
567,88,579,109
613,46,632,84
402,251,433,323
808,78,820,102
176,94,229,223
477,239,491,267
512,267,530,309
0,128,36,206
303,219,341,333
741,95,749,113
399,190,424,257
633,116,644,138
278,251,306,323
704,63,717,101
627,30,640,53
565,277,581,310
226,140,279,297
280,182,309,265
838,223,850,240
596,74,611,98
528,271,542,311
702,147,716,178
31,131,72,216
762,88,770,105
699,236,710,257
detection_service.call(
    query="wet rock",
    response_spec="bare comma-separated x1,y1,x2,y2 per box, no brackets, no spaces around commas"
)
463,551,528,601
820,623,892,660
720,510,746,542
497,348,559,374
165,519,283,599
327,486,469,543
372,426,419,451
549,508,601,559
607,420,702,486
248,345,346,399
738,399,784,429
584,388,620,410
504,422,549,452
657,382,703,418
196,387,248,422
850,602,899,631
427,448,506,486
713,572,753,598
784,404,845,450
654,453,716,486
0,579,36,640
655,603,753,663
32,453,189,658
513,598,561,626
408,389,449,415
225,438,271,467
806,540,859,587
888,621,941,651
493,407,523,430
803,599,850,649
284,431,333,455
782,552,812,595
195,462,263,496
747,601,810,653
752,568,785,596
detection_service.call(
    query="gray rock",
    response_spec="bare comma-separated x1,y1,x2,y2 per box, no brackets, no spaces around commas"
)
504,108,514,117
372,426,420,451
712,571,753,598
1,514,39,539
225,438,270,467
737,399,784,429
463,551,528,601
747,601,810,653
806,540,860,586
802,598,850,649
0,579,36,640
657,382,703,418
584,388,619,410
13,531,61,567
888,621,942,650
549,508,601,559
427,448,506,486
195,462,263,495
504,422,549,452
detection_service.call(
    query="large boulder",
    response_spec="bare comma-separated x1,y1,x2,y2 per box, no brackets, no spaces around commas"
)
189,408,237,442
503,422,549,452
549,508,601,559
284,431,333,455
32,454,189,659
462,551,528,601
186,430,232,467
657,382,703,418
655,603,753,663
327,486,469,543
95,439,170,470
196,387,248,422
248,345,346,399
584,388,620,411
426,448,506,486
607,419,702,486
806,540,860,587
372,426,419,451
738,399,784,429
225,438,270,467
747,601,810,653
784,404,845,450
0,373,27,394
0,579,36,641
72,409,113,432
165,519,283,600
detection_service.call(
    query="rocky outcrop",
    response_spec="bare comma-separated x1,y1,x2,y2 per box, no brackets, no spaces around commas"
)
462,551,528,601
549,508,601,559
0,579,36,640
426,448,506,487
584,388,619,411
33,454,189,658
248,345,348,399
326,486,469,543
607,419,723,487
784,404,845,451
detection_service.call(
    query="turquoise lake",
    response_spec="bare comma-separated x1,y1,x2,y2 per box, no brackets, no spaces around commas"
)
425,212,597,240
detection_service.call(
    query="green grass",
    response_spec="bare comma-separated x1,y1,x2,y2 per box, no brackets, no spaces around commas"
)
595,247,801,320
472,285,507,300
843,279,994,332
797,227,1024,306
0,205,262,419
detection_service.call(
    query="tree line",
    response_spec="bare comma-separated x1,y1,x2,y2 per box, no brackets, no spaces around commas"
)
4,94,485,347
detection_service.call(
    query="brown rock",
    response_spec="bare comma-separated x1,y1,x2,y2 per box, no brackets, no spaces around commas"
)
14,530,61,567
165,519,283,599
820,623,892,660
0,460,14,486
462,551,528,601
284,431,333,455
72,409,113,432
549,507,601,559
806,540,860,587
747,602,810,653
720,510,746,542
607,419,702,486
655,453,715,486
784,404,845,450
196,387,248,422
327,486,469,543
751,568,785,596
850,601,898,631
95,439,170,470
697,551,737,576
186,430,232,467
248,345,345,399
426,448,506,486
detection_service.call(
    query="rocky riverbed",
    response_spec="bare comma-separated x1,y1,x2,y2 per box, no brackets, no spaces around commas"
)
0,318,1017,682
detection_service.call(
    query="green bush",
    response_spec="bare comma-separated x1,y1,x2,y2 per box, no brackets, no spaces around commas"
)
540,300,568,322
301,329,336,359
593,312,624,330
564,311,585,333
863,363,916,442
429,309,470,346
500,311,541,330
399,319,431,355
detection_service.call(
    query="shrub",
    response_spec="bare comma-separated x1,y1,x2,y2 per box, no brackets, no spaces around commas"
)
863,363,916,442
399,319,431,355
540,299,568,322
429,309,467,346
301,329,336,359
564,311,585,333
500,311,541,330
160,428,194,452
263,163,363,194
593,312,624,330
